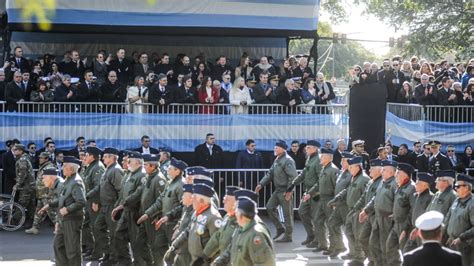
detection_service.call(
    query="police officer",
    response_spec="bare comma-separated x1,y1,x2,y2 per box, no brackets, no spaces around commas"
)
426,170,458,215
25,152,55,234
428,141,452,175
81,146,105,259
230,196,276,266
444,174,474,266
386,162,416,266
12,144,35,224
88,147,124,264
286,140,322,246
51,156,86,266
326,152,353,255
312,148,340,252
361,160,398,265
136,154,168,265
355,159,384,264
255,140,297,242
111,151,145,265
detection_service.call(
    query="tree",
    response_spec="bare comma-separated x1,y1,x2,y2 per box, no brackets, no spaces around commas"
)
355,0,473,60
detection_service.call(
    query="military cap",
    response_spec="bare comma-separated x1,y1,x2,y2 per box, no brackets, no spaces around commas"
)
170,158,188,172
348,156,363,165
456,174,474,186
381,160,398,168
39,151,51,158
225,186,241,196
246,77,257,83
342,152,355,159
103,147,119,155
417,172,434,185
306,140,321,147
237,196,257,215
435,169,455,179
370,158,383,167
43,168,58,176
320,148,333,154
183,184,193,193
234,189,259,202
14,144,26,152
377,146,386,153
187,166,213,177
128,151,143,159
291,77,302,84
63,156,81,166
397,163,414,176
194,178,214,187
85,146,102,156
275,140,288,150
352,140,365,146
415,211,444,231
143,154,159,162
269,75,279,81
120,150,132,157
193,183,215,198
6,140,12,148
429,140,441,147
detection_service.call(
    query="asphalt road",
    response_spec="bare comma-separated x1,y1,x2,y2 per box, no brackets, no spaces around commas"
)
0,217,348,266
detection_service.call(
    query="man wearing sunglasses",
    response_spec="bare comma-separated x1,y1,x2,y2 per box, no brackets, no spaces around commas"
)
444,174,474,266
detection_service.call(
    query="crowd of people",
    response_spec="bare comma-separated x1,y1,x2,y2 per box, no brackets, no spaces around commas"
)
1,132,473,265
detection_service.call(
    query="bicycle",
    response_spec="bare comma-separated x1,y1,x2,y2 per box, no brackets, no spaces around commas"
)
0,188,26,231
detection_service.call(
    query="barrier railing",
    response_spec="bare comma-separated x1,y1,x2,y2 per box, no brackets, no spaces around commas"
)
387,103,474,123
17,102,129,113
0,101,5,112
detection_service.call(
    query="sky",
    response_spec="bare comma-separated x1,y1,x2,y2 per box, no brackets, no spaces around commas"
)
321,4,408,56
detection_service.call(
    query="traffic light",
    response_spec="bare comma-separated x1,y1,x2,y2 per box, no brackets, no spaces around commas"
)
389,37,395,47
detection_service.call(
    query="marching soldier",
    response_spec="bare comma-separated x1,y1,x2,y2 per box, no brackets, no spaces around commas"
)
230,196,276,266
312,148,340,252
37,168,64,219
88,147,124,264
25,152,55,234
386,163,416,266
444,174,474,266
186,166,220,207
159,148,171,180
285,140,322,246
13,144,36,225
136,154,168,265
51,156,86,266
428,141,452,176
82,146,105,259
426,170,458,215
111,151,146,265
255,140,297,242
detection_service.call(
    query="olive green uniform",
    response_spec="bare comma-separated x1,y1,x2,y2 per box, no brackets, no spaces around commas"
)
170,205,194,266
161,174,184,245
136,170,168,265
15,153,35,221
404,189,434,252
259,153,297,238
160,159,170,180
31,161,56,228
203,214,239,263
82,160,105,255
385,181,416,266
52,173,86,266
230,219,276,266
426,186,457,215
444,194,474,266
327,169,351,250
290,153,321,241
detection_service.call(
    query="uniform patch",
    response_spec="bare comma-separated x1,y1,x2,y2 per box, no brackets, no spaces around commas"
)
159,180,165,186
253,235,262,245
214,219,222,228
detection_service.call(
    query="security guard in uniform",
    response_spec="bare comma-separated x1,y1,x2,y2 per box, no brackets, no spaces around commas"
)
255,140,297,242
51,156,86,266
444,174,474,266
286,140,322,246
426,170,457,215
13,144,36,224
230,196,276,266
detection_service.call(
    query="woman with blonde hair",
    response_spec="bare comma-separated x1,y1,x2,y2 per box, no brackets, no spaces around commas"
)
126,76,148,113
229,77,253,114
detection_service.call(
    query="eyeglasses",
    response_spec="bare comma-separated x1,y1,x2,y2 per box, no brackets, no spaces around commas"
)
455,184,468,188
30,147,36,149
383,65,390,67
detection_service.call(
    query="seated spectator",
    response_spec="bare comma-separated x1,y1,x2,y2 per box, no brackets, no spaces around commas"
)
414,74,437,105
108,48,132,85
30,80,54,103
211,55,233,82
197,76,219,114
292,57,313,83
229,77,253,114
148,74,173,111
4,71,25,111
192,62,210,86
133,52,151,79
174,74,198,105
460,145,473,170
397,81,415,103
252,56,276,81
235,55,253,81
76,70,99,102
60,50,85,79
126,76,148,113
99,70,127,103
315,72,335,104
47,62,64,90
437,77,458,105
276,78,301,114
93,52,108,86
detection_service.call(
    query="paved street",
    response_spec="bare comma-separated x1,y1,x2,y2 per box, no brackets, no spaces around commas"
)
0,217,349,266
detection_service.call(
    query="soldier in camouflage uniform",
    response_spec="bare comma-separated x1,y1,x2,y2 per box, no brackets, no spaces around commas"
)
13,144,36,223
255,140,297,242
25,152,55,234
444,174,474,266
286,140,322,246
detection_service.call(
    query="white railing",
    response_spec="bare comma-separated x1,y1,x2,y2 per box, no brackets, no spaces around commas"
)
0,101,5,112
387,103,474,123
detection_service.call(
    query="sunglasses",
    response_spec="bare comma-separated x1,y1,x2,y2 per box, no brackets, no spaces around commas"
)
455,184,468,188
447,150,455,152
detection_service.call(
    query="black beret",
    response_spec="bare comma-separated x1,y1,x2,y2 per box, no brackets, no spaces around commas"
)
160,147,172,153
237,196,257,215
320,148,333,154
435,170,455,178
170,158,188,172
85,146,102,156
183,184,193,193
341,152,355,159
143,154,159,162
417,172,434,185
43,168,58,176
275,140,288,150
234,189,259,202
103,147,119,155
186,166,212,177
370,159,383,167
194,178,214,187
226,186,241,196
14,144,26,152
348,156,363,165
128,151,143,159
63,156,81,165
456,174,474,185
193,183,215,198
381,160,398,167
306,140,321,147
397,163,414,176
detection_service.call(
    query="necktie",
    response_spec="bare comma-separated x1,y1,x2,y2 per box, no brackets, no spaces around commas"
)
21,82,26,91
17,58,20,66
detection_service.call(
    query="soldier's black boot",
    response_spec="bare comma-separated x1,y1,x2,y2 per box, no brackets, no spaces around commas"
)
273,228,285,240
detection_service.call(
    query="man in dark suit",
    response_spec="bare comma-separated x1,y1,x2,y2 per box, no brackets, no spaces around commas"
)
174,74,198,105
211,56,233,82
416,142,432,173
288,140,306,169
445,145,461,170
60,50,85,78
4,71,25,111
276,78,301,114
414,74,437,105
436,77,458,105
108,48,132,85
154,53,174,81
54,75,77,102
194,133,224,168
402,210,462,266
0,69,6,103
408,141,423,168
20,71,35,101
134,135,159,155
148,74,174,112
76,70,99,102
27,142,39,168
1,139,20,194
251,72,276,110
6,46,30,80
397,143,412,164
292,57,314,82
67,136,86,158
428,141,452,175
235,139,264,189
385,60,407,102
133,52,151,78
332,139,347,169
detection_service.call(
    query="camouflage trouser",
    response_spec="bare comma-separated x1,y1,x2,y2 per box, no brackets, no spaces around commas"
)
17,188,35,220
33,197,57,228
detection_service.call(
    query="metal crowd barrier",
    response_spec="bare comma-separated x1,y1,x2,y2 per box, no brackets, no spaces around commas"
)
387,103,474,123
17,102,129,113
0,101,5,112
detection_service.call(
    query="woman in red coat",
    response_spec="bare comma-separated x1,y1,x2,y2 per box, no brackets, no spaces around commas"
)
198,76,219,114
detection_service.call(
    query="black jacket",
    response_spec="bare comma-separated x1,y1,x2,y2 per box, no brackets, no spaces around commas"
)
134,146,159,155
108,58,132,85
1,150,16,193
99,81,127,102
76,81,99,102
416,153,430,173
54,84,77,102
174,86,198,104
402,242,462,266
436,87,458,105
4,81,25,111
414,84,437,105
194,143,224,169
235,150,264,169
428,152,452,174
60,60,85,78
148,84,174,105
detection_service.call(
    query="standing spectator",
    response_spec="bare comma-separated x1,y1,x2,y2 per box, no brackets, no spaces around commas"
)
7,46,30,76
5,71,25,111
211,56,233,82
463,83,474,105
1,139,19,193
445,145,460,169
134,135,159,155
98,71,127,103
0,69,6,103
192,62,210,86
437,77,458,105
126,76,148,114
416,143,432,172
377,59,391,83
148,74,173,112
108,48,132,85
409,141,423,168
420,62,434,76
397,144,411,164
459,145,473,170
428,141,452,174
324,140,333,150
387,60,406,102
279,58,294,83
30,80,54,103
175,56,193,80
194,133,224,169
288,140,306,170
68,136,85,158
276,78,301,114
216,79,230,112
20,71,34,101
61,50,85,78
411,70,422,88
414,74,437,105
133,52,151,79
292,57,313,83
315,72,335,105
197,76,219,114
401,61,413,81
333,139,347,169
174,75,198,105
93,52,108,86
47,62,64,90
252,72,275,107
252,56,276,81
229,77,253,114
385,143,398,161
220,72,232,94
461,65,474,90
300,78,318,113
54,75,77,102
235,139,264,188
154,53,174,81
26,142,38,168
234,55,253,81
77,70,99,102
397,81,415,103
